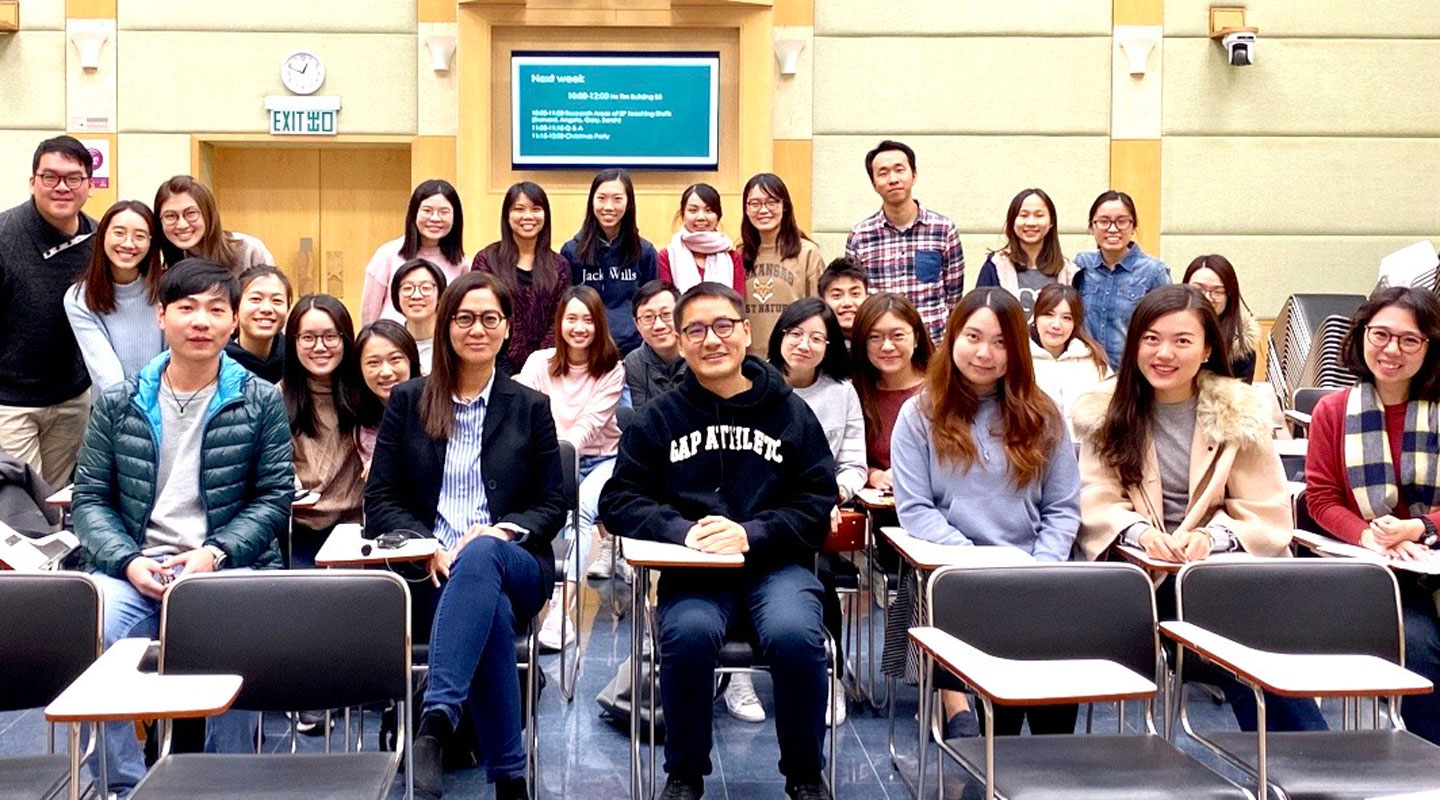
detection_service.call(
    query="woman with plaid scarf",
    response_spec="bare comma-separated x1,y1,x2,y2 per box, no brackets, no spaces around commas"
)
1306,286,1440,743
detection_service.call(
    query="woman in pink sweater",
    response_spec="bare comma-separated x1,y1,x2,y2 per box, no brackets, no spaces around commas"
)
517,284,625,650
1305,286,1440,742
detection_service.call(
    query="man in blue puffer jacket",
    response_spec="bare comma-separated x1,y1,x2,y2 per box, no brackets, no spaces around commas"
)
72,258,294,795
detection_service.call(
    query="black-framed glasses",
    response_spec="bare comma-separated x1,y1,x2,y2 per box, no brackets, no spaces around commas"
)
1192,284,1227,300
297,331,343,349
1091,217,1135,231
636,308,675,328
453,310,507,330
1365,326,1428,355
34,172,89,190
681,318,743,343
745,198,782,213
160,207,203,227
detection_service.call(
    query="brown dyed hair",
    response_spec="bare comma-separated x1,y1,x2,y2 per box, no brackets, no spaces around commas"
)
420,271,513,439
1341,286,1440,403
1001,188,1066,277
924,289,1062,487
1096,285,1232,489
851,292,933,436
78,200,161,313
154,175,238,269
1030,283,1109,374
549,285,621,379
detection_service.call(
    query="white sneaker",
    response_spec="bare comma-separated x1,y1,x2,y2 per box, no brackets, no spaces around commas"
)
825,676,847,726
588,536,615,579
724,673,766,723
537,598,574,652
613,554,634,584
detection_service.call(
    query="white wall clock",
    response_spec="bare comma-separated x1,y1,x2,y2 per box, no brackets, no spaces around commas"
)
281,50,326,95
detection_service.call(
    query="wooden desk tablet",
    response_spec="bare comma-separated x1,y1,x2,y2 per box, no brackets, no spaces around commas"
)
313,523,438,567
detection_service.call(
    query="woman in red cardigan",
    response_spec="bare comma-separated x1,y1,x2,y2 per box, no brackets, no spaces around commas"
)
1305,286,1440,743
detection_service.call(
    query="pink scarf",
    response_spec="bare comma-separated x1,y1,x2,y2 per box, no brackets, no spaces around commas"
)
666,230,735,291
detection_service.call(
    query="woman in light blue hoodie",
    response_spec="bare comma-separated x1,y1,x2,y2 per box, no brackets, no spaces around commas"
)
891,287,1081,739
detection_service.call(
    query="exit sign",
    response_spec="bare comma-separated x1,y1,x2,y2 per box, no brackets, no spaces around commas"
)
264,96,341,137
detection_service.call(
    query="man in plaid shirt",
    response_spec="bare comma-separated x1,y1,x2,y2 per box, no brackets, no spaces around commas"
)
844,140,964,343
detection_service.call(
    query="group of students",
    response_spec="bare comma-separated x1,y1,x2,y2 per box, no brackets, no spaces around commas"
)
8,133,1440,800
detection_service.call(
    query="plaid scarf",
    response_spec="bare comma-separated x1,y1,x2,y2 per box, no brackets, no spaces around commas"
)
1344,383,1440,519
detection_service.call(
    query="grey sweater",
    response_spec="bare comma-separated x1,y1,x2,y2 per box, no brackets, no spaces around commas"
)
0,200,95,406
792,374,867,503
891,391,1080,561
64,279,165,391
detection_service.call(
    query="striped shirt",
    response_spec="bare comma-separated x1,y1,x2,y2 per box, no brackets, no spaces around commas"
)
433,373,496,550
844,202,965,343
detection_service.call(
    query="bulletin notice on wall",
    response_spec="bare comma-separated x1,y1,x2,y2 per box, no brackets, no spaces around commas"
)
511,53,719,169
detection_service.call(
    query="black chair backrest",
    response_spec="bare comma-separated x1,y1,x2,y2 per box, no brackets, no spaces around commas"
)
160,571,409,712
1177,559,1401,662
1292,387,1339,417
558,441,579,510
0,572,101,711
928,563,1157,680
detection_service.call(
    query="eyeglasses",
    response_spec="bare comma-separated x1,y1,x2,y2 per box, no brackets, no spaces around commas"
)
867,329,913,348
783,328,829,348
453,310,507,330
297,331,343,349
636,308,675,328
1091,217,1135,232
399,282,437,298
160,207,203,227
680,318,743,343
1365,326,1428,355
1192,285,1227,300
745,198,782,213
417,207,453,220
35,172,89,190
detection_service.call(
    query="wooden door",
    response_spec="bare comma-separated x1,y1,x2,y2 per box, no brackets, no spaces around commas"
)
210,147,321,294
319,148,413,314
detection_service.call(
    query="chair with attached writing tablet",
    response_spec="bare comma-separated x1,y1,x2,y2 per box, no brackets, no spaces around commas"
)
1167,559,1440,800
127,570,415,800
554,441,582,701
0,572,103,800
911,562,1255,800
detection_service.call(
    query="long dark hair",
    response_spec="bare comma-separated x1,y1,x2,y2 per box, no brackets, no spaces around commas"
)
1029,283,1109,373
925,289,1061,487
356,320,420,428
420,272,514,439
549,285,621,379
283,294,362,438
740,173,806,278
1096,285,1232,488
575,169,641,267
78,200,161,313
1341,286,1440,403
1184,254,1252,358
154,176,236,268
1001,188,1066,277
767,298,849,382
851,292,932,436
400,179,465,266
488,181,560,296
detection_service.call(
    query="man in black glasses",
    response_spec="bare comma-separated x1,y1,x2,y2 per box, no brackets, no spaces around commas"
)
600,282,838,800
0,136,97,488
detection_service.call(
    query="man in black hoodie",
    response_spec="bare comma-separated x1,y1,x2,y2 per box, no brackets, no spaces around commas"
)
600,282,837,800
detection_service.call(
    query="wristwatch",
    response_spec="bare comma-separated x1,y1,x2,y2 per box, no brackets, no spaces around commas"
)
1421,518,1439,550
203,544,228,569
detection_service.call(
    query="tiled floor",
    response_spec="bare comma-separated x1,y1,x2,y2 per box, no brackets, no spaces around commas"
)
1,575,1346,799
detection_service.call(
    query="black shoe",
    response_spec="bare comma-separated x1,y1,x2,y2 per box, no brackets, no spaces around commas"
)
945,709,980,740
659,775,704,800
785,777,832,800
413,710,453,798
495,776,529,800
295,709,332,736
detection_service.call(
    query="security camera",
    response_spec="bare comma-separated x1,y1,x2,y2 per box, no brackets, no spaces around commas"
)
1222,31,1256,66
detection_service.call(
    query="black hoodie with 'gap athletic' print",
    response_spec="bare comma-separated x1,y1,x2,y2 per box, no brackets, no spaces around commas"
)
599,356,837,574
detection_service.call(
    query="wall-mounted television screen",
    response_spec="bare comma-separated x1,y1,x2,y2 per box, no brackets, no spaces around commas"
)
511,51,720,170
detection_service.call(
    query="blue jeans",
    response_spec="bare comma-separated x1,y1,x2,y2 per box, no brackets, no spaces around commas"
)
89,570,259,795
656,563,828,781
1400,583,1440,744
563,455,615,575
422,535,545,782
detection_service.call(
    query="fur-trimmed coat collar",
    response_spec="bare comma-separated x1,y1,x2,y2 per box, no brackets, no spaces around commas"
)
1071,370,1272,449
1233,307,1261,358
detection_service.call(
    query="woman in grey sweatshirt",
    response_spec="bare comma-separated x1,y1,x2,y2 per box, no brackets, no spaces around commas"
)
64,200,164,392
891,288,1081,738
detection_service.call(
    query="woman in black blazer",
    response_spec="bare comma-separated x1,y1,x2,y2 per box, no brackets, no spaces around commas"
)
365,271,565,800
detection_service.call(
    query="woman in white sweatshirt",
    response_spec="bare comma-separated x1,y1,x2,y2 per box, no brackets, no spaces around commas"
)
1029,283,1110,433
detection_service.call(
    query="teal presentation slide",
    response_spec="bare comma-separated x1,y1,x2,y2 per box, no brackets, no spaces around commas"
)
511,52,720,169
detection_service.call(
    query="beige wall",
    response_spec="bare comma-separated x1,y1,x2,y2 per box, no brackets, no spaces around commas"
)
810,2,1115,291
1160,0,1440,312
0,0,66,195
